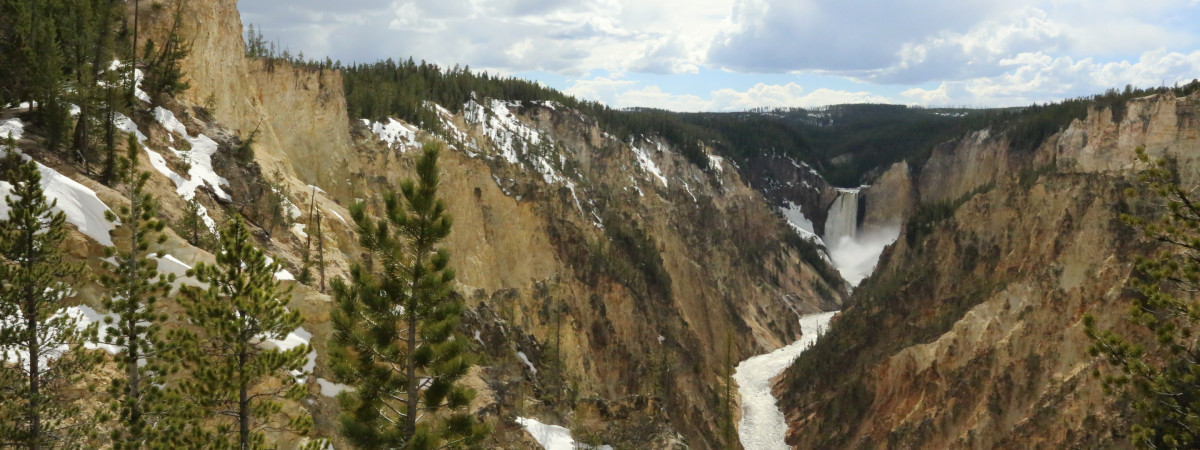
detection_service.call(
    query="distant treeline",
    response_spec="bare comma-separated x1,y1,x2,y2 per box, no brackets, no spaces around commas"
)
244,25,1200,186
340,58,718,170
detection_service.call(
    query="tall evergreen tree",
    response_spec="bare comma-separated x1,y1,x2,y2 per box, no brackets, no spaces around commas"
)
97,132,178,447
179,197,201,244
329,141,487,448
26,1,72,153
140,5,190,101
0,151,100,448
173,216,317,449
1088,147,1200,448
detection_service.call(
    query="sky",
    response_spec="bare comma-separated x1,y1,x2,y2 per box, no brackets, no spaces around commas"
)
238,0,1200,112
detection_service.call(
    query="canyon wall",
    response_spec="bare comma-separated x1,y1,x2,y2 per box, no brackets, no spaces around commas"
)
129,1,845,447
778,91,1200,448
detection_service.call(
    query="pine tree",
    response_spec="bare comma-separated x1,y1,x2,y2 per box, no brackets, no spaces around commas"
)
180,197,206,248
329,141,487,448
173,216,317,449
315,212,325,293
140,5,190,101
1087,146,1200,448
26,2,71,153
0,151,100,448
97,132,178,447
297,189,317,285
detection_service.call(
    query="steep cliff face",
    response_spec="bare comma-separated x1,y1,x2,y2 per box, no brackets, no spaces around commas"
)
777,91,1200,448
740,153,837,236
143,0,363,200
126,1,845,448
861,161,914,233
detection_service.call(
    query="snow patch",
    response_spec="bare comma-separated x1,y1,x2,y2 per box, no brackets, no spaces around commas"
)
363,118,420,152
734,311,837,450
631,144,667,187
265,256,296,281
778,201,823,244
463,99,544,165
150,107,231,202
107,61,151,103
153,106,187,137
152,254,204,289
708,153,724,173
263,327,315,383
316,378,353,397
143,148,218,235
680,178,698,203
516,351,537,375
426,101,469,145
328,208,346,224
516,417,613,450
114,112,147,142
292,223,308,240
68,305,121,355
1,117,25,141
0,161,118,246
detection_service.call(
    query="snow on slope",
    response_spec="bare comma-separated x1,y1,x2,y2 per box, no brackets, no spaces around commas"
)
263,326,317,384
631,143,668,187
1,117,25,141
0,124,117,246
426,101,470,145
778,201,823,245
1,304,124,367
316,378,353,397
463,98,544,165
34,163,118,246
68,305,120,354
455,99,600,225
152,107,231,202
516,417,613,450
107,60,151,104
362,118,419,152
735,311,837,450
516,351,537,375
141,106,230,234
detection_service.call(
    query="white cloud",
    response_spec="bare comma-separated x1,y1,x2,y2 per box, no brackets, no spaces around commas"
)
242,0,733,76
710,83,889,110
241,0,1200,109
566,78,891,111
709,0,1005,73
901,49,1200,106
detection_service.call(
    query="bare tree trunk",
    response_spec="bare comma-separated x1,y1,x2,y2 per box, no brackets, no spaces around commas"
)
405,310,418,438
239,347,250,450
26,299,40,450
24,230,41,450
317,214,325,293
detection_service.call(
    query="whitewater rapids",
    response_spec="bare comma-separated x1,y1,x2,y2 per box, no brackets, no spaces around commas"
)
734,311,838,450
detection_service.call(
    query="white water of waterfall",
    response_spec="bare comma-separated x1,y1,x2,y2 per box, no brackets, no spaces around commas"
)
824,188,899,286
824,189,859,244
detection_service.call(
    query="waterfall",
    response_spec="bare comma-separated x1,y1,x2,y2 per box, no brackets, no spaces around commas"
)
822,187,900,286
824,189,859,246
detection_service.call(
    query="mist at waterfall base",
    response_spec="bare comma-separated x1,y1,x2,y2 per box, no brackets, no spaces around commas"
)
826,226,900,286
821,189,899,286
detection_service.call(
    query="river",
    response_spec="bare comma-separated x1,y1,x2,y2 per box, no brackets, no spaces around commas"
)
734,311,838,450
